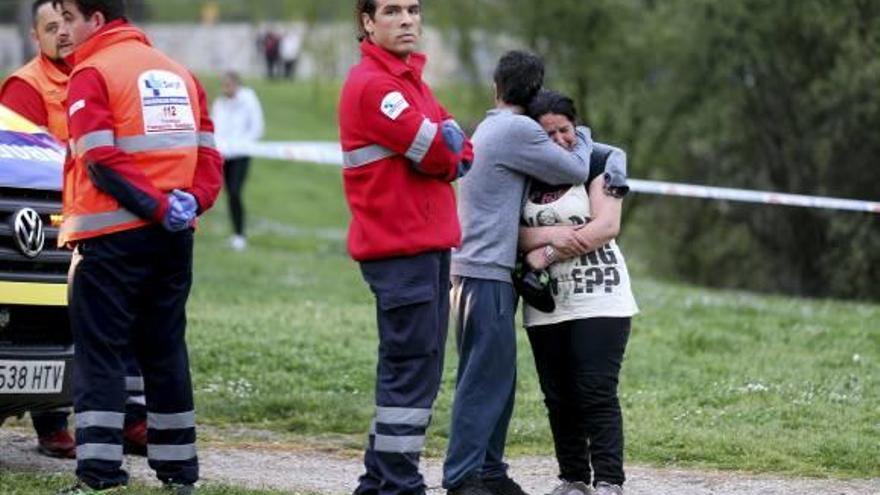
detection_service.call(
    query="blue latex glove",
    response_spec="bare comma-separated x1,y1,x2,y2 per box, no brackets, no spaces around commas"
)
441,120,465,154
162,193,195,232
172,189,199,216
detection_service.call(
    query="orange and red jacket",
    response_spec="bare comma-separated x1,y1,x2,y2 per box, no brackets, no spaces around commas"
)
338,41,473,261
0,54,70,141
60,21,222,245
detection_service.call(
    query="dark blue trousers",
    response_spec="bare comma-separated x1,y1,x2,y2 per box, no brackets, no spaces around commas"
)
443,277,518,489
355,251,450,495
31,341,146,437
31,409,70,437
123,355,147,425
69,226,198,489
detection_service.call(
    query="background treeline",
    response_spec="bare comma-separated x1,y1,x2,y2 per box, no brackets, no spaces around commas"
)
4,0,877,299
431,0,880,300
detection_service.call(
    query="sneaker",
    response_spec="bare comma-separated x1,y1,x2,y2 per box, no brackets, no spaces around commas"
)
164,483,195,495
230,235,247,251
123,419,147,456
593,482,623,495
448,475,494,495
56,482,125,494
548,481,593,495
483,476,530,495
38,429,76,459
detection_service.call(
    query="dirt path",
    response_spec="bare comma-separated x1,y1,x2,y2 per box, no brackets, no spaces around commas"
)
1,428,877,494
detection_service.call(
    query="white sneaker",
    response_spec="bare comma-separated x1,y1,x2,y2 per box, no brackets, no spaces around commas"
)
594,482,622,495
547,481,593,495
230,235,247,251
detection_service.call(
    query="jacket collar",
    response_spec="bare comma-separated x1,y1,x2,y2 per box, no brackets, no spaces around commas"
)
38,53,71,81
360,40,426,79
66,19,150,67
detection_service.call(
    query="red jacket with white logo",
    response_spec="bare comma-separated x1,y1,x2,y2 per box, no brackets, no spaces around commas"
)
338,41,473,261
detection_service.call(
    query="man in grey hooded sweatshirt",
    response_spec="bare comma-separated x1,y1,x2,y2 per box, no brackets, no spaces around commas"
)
443,51,593,495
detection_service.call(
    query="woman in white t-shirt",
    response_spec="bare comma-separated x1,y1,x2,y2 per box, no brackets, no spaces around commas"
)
518,90,638,495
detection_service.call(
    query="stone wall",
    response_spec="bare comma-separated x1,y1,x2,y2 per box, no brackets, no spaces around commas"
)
0,26,24,74
0,22,506,86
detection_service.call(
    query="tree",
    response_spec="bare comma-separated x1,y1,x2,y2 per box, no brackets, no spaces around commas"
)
437,0,880,299
642,0,880,298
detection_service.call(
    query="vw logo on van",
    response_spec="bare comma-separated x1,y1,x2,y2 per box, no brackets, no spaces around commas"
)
12,208,45,258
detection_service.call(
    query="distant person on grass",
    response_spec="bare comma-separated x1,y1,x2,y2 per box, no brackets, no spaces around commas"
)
519,89,638,495
443,51,592,495
259,28,281,80
211,71,265,251
338,1,473,495
280,29,302,80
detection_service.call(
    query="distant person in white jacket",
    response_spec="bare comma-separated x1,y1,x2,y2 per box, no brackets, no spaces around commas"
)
280,29,302,80
212,71,265,250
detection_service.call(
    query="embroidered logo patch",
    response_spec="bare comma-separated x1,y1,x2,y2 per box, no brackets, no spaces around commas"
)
137,70,196,134
380,91,409,120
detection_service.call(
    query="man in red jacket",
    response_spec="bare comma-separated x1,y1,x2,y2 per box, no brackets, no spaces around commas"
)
339,1,472,494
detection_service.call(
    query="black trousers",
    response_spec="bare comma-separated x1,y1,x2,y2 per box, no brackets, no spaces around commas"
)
527,317,631,486
31,409,70,436
70,226,198,489
223,157,251,236
283,58,298,79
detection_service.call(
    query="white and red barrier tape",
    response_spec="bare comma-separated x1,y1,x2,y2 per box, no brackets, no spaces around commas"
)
222,141,880,214
628,179,880,214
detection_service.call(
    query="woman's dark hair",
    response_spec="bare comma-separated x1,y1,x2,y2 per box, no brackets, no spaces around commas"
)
493,50,544,108
527,89,578,124
52,0,126,22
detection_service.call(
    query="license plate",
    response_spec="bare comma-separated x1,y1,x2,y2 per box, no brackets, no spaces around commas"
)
0,360,65,394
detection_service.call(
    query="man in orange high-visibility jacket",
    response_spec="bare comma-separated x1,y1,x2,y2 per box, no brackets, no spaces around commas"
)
0,0,75,460
53,0,222,493
0,1,70,141
0,0,150,462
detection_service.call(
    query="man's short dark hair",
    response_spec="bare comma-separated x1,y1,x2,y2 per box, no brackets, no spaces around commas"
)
528,89,578,125
52,0,126,22
355,0,377,42
32,0,55,25
493,50,544,108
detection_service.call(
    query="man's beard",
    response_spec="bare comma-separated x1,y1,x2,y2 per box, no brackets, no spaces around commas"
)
50,47,65,63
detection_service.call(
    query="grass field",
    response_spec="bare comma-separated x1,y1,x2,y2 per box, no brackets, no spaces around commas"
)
190,78,880,477
0,473,290,495
187,159,880,478
3,78,879,492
